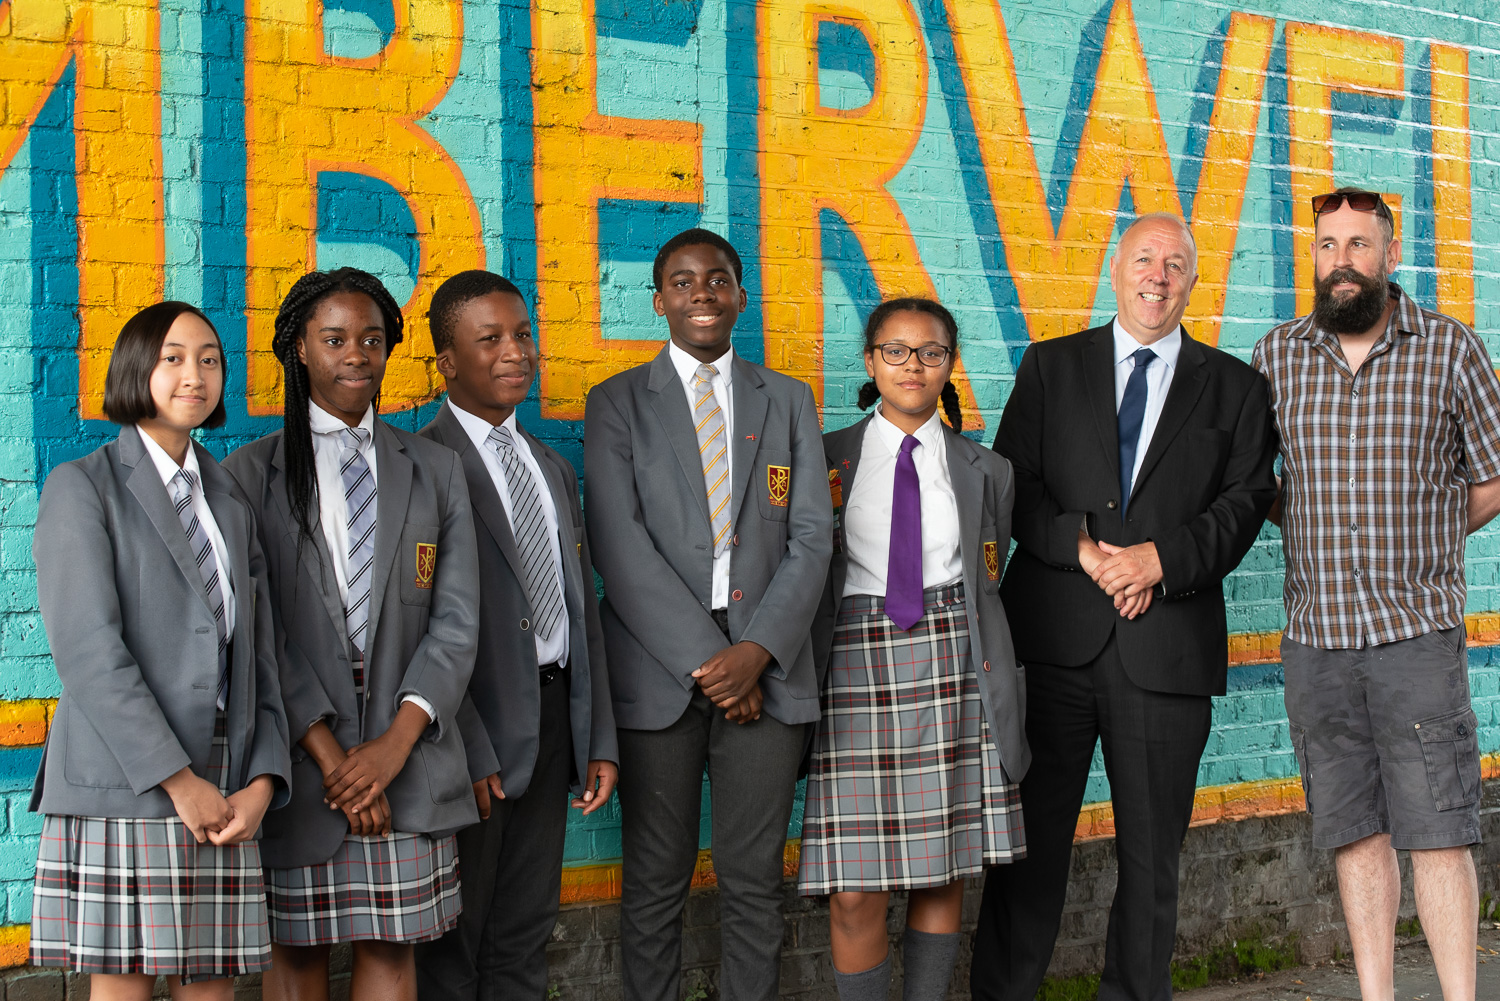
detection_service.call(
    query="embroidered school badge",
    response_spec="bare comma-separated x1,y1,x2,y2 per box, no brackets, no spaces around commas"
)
415,542,437,589
767,464,791,507
828,469,843,510
983,540,1000,581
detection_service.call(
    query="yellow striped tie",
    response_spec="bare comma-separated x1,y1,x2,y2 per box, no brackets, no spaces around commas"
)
692,363,732,555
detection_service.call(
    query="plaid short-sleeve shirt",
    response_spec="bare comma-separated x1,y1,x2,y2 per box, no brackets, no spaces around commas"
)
1251,283,1500,650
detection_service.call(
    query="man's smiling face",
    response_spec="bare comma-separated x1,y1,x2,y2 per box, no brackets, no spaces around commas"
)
652,242,748,364
1110,216,1199,345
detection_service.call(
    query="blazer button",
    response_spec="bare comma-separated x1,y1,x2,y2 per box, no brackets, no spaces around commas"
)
520,618,531,631
1107,500,1118,510
733,534,739,546
732,589,743,601
983,660,991,672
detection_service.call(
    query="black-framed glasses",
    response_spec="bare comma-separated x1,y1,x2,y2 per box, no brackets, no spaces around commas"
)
1311,190,1385,216
872,343,952,367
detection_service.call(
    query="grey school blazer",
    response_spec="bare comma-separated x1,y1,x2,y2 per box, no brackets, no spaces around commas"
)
814,416,1031,780
418,403,617,797
30,424,292,818
223,421,481,868
583,347,834,730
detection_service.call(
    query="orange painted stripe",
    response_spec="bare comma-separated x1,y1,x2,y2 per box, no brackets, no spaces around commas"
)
0,924,28,967
561,841,803,906
1228,612,1500,667
0,701,53,748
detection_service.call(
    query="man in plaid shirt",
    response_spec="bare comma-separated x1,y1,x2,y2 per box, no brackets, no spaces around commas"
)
1253,187,1500,1001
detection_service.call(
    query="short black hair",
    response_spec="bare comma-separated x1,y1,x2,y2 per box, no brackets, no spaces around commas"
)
103,301,227,429
428,270,528,354
652,228,744,291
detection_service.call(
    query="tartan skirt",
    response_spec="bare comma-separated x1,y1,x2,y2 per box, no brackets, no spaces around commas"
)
266,831,460,945
798,582,1025,895
30,714,271,979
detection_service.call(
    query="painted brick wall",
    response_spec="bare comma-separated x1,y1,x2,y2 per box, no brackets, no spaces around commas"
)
3,0,1500,966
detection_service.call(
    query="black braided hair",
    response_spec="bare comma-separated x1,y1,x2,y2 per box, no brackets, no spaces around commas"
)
270,267,405,545
856,296,962,432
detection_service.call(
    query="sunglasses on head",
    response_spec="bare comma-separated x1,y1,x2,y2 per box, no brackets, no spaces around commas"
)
1311,191,1385,216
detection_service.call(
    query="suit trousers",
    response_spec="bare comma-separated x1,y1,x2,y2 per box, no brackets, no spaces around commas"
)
415,675,573,1001
617,689,807,1001
971,634,1212,1001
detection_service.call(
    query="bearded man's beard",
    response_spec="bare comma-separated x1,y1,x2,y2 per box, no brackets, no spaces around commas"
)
1312,266,1388,334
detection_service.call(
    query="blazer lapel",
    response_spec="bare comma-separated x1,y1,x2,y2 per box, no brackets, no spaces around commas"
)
828,416,869,507
728,358,769,528
1083,326,1121,477
120,426,217,621
365,421,412,653
527,431,582,608
647,347,713,525
1130,331,1208,501
945,431,985,597
268,434,350,647
197,448,253,714
436,406,528,585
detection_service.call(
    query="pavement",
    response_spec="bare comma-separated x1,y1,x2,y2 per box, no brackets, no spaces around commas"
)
1175,926,1500,1000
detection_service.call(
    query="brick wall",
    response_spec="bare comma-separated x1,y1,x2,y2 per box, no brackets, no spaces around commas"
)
2,0,1499,979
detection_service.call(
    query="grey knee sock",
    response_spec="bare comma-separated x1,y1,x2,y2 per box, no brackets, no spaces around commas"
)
900,928,960,1001
835,951,892,1001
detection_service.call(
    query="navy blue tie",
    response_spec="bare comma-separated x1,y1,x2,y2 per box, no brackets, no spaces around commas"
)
1117,348,1157,516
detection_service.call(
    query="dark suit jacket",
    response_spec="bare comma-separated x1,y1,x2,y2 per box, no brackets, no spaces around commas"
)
419,403,617,799
994,323,1277,696
224,422,481,868
583,347,834,730
815,416,1031,780
31,425,292,818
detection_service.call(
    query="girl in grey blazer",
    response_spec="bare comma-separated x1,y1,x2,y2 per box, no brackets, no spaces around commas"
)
797,299,1029,1001
222,269,479,1001
29,302,292,997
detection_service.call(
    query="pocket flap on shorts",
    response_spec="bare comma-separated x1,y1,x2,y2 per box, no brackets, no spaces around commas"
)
1415,706,1481,812
1414,707,1478,744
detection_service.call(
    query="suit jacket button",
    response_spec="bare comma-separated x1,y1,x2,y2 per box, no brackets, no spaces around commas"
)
733,534,739,546
520,618,530,631
983,660,991,672
732,589,743,601
1107,500,1118,510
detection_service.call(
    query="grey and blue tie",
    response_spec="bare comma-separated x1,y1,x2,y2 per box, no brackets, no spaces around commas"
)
487,426,565,643
1116,347,1157,516
170,469,229,710
340,427,377,695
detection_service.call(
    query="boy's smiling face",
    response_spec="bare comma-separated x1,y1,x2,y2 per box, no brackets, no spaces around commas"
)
653,242,747,363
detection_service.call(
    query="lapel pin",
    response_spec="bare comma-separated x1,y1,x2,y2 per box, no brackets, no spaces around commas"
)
745,434,757,441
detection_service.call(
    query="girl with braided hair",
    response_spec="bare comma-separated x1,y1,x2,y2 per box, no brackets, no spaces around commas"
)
798,297,1028,1001
222,268,481,1001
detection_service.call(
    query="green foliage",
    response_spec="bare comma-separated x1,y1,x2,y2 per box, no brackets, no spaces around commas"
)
1035,972,1102,1001
1395,915,1423,938
1036,930,1300,999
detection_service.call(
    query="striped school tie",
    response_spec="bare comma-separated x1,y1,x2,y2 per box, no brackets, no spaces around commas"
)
170,469,229,710
692,363,732,556
340,427,377,698
487,426,565,642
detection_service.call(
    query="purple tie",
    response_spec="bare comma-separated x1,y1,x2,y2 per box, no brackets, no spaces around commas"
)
886,434,923,631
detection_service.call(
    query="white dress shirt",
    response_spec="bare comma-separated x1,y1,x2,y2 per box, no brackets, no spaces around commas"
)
1112,318,1181,494
308,402,433,722
667,341,735,610
842,405,964,598
446,401,570,669
138,429,236,638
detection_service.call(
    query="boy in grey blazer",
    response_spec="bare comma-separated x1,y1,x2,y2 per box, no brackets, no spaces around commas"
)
583,229,833,1001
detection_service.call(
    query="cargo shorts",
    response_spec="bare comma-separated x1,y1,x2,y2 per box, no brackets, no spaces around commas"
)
1281,625,1481,851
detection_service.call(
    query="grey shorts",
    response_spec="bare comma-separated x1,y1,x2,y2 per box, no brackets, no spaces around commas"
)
1281,626,1481,851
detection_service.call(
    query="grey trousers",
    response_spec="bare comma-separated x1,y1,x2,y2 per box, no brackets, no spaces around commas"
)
617,689,807,1001
415,677,573,1001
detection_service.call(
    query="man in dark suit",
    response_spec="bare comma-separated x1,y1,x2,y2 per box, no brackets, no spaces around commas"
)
971,214,1277,1001
414,270,617,1001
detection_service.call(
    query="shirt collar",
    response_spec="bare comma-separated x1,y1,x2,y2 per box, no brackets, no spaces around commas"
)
137,425,203,488
446,399,520,452
668,341,735,389
309,401,376,439
1111,318,1182,371
871,402,944,458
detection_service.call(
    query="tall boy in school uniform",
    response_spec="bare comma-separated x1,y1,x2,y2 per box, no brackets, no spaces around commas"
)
583,229,833,1001
414,271,618,1001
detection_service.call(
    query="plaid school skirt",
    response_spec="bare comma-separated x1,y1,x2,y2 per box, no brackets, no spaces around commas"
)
798,582,1025,895
266,831,460,946
30,713,271,980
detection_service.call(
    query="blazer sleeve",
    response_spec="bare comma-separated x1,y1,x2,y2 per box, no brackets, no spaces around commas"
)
240,499,294,809
394,450,481,739
456,694,500,781
1152,371,1278,596
574,481,618,764
740,380,835,678
32,463,191,796
584,385,729,686
993,344,1089,570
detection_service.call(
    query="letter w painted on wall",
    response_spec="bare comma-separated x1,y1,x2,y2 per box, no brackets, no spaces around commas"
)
945,0,1275,345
